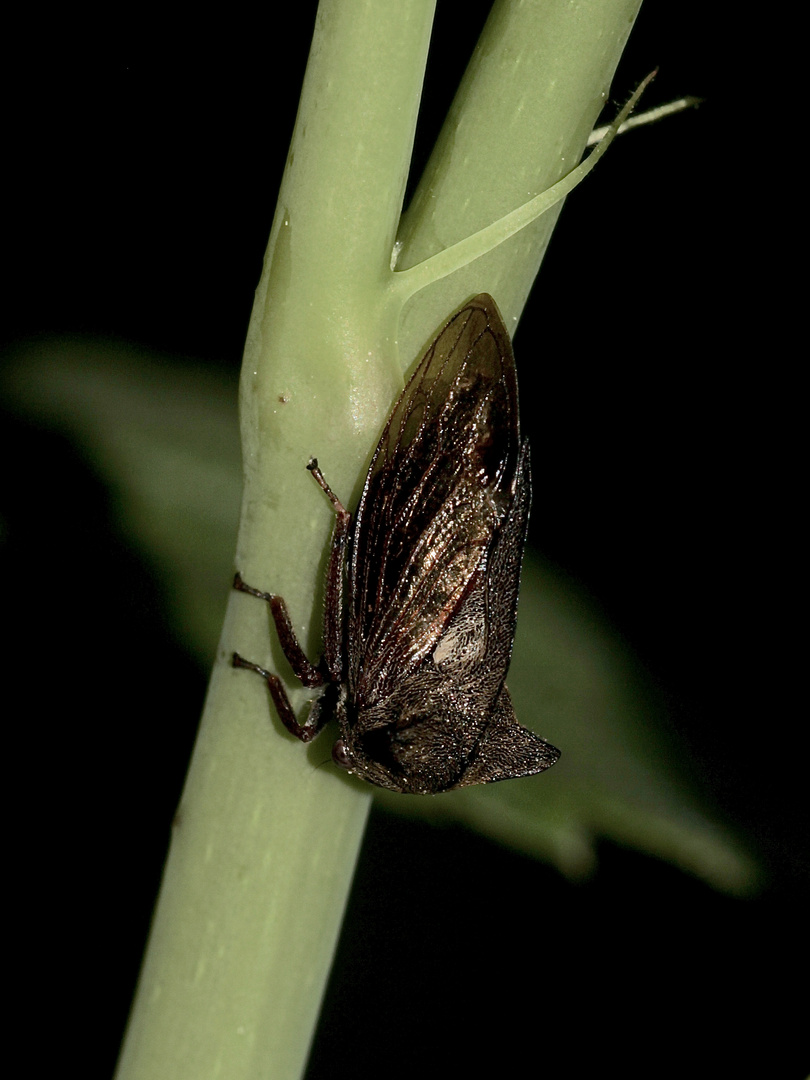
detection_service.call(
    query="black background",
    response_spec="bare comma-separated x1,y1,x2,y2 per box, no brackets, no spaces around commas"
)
3,4,802,1078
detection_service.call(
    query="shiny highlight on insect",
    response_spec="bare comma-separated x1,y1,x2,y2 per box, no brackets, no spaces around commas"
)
232,294,560,794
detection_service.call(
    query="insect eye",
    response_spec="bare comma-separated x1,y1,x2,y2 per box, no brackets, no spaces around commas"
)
332,740,355,771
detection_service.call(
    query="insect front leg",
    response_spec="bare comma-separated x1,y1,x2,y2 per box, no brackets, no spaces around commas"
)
307,458,351,684
231,653,328,743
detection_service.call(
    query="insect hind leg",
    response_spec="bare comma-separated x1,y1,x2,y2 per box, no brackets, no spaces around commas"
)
231,652,327,743
233,572,324,687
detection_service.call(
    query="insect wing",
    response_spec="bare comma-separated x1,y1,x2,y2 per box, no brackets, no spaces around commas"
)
348,295,522,706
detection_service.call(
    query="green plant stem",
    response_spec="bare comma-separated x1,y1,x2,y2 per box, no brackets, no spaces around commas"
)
115,2,644,1078
390,70,653,305
394,0,644,358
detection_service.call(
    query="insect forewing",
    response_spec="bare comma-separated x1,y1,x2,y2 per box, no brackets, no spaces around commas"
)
348,295,521,706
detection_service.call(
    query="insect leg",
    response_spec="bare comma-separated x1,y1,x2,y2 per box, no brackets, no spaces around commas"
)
231,652,327,742
307,458,350,683
233,572,324,687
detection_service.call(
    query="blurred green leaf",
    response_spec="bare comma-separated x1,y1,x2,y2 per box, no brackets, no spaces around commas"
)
5,338,759,894
388,557,758,894
5,338,241,666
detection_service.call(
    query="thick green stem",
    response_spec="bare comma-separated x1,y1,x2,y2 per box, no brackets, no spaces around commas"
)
394,0,645,361
115,2,644,1078
115,5,435,1080
390,70,653,304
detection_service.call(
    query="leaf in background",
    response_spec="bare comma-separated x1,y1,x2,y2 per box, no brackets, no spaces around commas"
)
4,338,241,668
4,339,759,893
381,557,759,895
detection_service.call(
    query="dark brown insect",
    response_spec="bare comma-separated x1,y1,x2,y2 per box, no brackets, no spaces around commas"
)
232,293,560,793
